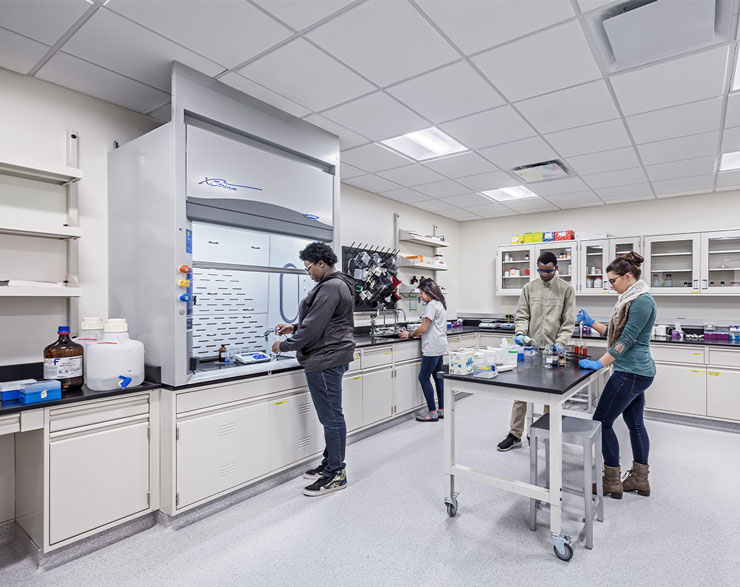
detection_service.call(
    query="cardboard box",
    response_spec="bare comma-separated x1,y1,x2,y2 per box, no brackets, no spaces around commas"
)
543,231,555,242
523,232,543,243
554,230,575,241
449,349,475,375
511,234,524,244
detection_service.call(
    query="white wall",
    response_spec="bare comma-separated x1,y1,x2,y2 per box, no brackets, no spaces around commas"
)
0,67,160,365
340,184,460,321
458,191,740,325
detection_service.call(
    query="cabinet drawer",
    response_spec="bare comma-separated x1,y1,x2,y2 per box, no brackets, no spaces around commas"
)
346,351,362,372
708,348,740,368
707,369,740,420
0,413,20,436
191,221,269,266
361,346,393,369
394,341,421,363
478,333,505,348
651,345,705,364
459,333,478,347
447,336,461,352
49,394,150,433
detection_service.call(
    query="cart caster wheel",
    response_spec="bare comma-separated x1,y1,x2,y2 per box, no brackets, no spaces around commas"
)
446,502,457,517
554,543,574,561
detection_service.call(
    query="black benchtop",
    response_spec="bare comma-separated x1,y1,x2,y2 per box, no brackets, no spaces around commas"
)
441,360,597,395
0,382,160,416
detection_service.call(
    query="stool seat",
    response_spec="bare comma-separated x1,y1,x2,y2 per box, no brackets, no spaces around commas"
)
531,414,601,442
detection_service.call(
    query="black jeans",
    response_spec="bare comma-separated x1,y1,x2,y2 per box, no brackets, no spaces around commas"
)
593,370,654,468
418,355,444,412
305,363,349,475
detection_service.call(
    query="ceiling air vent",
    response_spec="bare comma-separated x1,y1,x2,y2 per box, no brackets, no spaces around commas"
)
511,159,570,183
582,0,732,73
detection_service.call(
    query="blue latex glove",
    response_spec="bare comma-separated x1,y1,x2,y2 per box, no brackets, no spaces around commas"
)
577,309,594,327
553,343,564,354
579,358,602,370
514,334,525,346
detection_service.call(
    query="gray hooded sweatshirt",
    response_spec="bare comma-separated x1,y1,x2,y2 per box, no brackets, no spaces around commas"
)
278,272,356,372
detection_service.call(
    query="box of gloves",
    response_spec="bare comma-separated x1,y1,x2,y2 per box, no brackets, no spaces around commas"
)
449,348,475,375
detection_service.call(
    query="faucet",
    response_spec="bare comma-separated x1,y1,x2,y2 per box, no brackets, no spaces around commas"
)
395,308,407,329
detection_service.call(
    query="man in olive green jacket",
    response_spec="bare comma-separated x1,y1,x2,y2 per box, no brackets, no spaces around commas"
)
497,251,576,452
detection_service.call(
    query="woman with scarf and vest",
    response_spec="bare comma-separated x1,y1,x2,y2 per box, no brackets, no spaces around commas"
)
576,251,656,500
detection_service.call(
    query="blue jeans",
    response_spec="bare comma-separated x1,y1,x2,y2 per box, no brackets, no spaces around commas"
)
305,363,349,475
593,370,654,468
418,355,444,412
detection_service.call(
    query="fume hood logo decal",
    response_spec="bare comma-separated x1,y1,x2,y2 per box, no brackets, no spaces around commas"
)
199,178,263,192
304,214,320,220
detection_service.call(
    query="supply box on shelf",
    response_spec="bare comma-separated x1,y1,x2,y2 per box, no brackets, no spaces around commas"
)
0,379,36,402
555,230,575,241
523,232,543,243
19,380,62,405
511,234,524,244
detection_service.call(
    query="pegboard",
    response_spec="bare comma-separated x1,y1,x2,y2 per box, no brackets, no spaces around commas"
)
342,244,399,311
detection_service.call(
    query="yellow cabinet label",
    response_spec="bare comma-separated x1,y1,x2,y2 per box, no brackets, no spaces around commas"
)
708,372,722,376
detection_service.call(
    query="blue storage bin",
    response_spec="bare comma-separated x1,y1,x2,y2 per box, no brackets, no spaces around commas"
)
20,380,62,404
0,379,37,402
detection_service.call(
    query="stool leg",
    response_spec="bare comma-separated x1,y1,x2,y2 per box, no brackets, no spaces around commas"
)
544,438,550,489
526,402,534,443
529,435,537,531
596,425,605,522
584,440,594,550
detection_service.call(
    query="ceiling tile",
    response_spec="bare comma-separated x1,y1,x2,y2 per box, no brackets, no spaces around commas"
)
715,170,740,191
219,72,311,118
376,164,446,186
37,52,170,113
379,187,431,204
321,92,428,141
439,193,494,208
340,143,411,173
108,0,292,69
637,131,719,165
254,0,355,30
0,0,90,45
306,0,458,86
436,208,483,221
422,152,498,178
340,162,365,179
412,180,470,198
595,183,654,202
343,174,401,194
626,97,723,144
724,93,740,128
610,46,729,116
304,114,369,149
646,156,717,182
501,198,558,214
652,175,715,198
236,38,374,111
515,80,620,134
527,176,589,196
0,27,50,75
416,0,574,56
566,146,641,175
544,191,604,209
582,167,647,189
577,0,614,12
62,9,224,91
456,170,519,192
601,192,655,204
478,136,558,170
409,199,455,212
545,119,632,156
440,106,536,150
472,20,601,102
464,203,519,218
721,126,740,152
386,61,504,124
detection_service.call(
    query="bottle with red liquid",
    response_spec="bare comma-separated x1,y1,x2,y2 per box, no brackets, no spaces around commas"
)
43,326,84,390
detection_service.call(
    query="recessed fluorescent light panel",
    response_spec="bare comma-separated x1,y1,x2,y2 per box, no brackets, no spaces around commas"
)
720,151,740,171
512,159,570,182
481,186,539,202
380,127,467,161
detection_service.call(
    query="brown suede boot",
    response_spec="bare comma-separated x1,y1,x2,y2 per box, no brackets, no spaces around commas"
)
593,464,623,499
622,462,650,496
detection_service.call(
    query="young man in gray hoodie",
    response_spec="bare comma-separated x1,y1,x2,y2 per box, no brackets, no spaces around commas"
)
272,242,355,496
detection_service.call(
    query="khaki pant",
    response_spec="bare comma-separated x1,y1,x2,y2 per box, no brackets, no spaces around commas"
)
509,401,549,439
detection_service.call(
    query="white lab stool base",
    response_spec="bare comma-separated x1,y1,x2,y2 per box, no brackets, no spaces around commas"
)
529,414,604,550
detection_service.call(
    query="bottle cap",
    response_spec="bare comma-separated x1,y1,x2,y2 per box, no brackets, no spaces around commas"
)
104,318,129,333
80,317,104,330
58,326,70,334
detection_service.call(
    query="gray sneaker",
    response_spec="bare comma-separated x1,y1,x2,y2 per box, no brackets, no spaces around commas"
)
303,469,347,497
497,433,522,452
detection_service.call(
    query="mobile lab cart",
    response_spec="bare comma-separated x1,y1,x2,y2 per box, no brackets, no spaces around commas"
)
441,362,606,561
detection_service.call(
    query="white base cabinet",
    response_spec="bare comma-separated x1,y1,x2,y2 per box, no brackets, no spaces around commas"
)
362,369,393,426
269,391,323,471
343,373,364,432
395,360,424,414
646,363,707,415
706,368,740,420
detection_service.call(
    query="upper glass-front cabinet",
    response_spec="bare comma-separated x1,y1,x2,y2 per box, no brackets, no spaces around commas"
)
607,237,642,293
578,240,609,294
535,243,575,289
496,245,534,295
700,230,740,293
644,234,701,294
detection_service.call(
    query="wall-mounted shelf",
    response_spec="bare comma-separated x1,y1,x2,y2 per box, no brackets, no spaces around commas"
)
0,286,81,297
0,153,82,185
0,222,81,239
399,258,449,271
398,229,449,248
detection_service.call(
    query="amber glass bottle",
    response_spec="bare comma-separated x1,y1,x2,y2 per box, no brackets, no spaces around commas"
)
43,326,84,390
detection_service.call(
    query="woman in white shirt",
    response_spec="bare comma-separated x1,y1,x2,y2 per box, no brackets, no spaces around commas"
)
400,278,448,422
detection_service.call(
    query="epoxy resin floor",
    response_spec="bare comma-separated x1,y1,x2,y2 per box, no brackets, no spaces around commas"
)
2,394,739,586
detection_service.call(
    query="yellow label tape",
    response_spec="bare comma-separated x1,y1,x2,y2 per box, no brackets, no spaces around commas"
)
690,370,704,373
352,376,362,380
708,372,722,376
273,400,287,405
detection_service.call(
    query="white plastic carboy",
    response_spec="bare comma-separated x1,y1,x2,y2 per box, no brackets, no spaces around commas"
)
85,319,145,391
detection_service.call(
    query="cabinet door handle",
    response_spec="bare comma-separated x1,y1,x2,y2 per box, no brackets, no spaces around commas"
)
702,279,708,290
693,279,698,289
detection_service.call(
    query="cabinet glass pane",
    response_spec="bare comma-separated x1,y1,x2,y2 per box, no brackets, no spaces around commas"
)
584,244,605,290
614,241,638,258
706,236,740,289
500,248,531,284
539,245,573,282
649,239,694,288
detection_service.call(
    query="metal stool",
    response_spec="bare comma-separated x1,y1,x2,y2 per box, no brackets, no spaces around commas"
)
529,414,604,550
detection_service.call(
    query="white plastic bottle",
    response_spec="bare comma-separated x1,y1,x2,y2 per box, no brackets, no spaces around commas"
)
72,316,104,351
86,319,145,391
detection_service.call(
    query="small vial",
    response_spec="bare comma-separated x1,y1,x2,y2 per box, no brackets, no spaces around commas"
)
218,344,227,362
